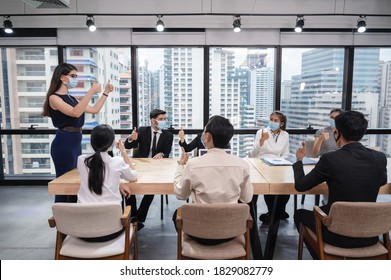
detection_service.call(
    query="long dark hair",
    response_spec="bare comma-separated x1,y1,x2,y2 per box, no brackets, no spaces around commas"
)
42,63,77,117
84,124,115,195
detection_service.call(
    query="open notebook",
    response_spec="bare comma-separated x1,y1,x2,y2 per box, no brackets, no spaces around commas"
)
261,155,318,166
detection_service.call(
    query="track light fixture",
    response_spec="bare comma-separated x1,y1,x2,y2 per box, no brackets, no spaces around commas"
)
295,15,304,33
357,15,367,33
233,15,241,33
86,15,96,32
3,16,13,34
156,15,165,32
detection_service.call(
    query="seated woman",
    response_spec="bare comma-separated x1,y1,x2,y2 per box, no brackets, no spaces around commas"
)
77,124,137,241
249,111,290,223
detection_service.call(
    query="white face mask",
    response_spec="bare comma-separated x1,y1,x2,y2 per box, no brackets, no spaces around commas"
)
64,77,78,89
157,120,166,130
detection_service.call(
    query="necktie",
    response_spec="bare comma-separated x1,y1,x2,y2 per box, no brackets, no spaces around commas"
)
152,131,158,157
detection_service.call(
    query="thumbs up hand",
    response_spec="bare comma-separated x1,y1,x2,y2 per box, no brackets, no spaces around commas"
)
130,127,138,141
179,127,185,142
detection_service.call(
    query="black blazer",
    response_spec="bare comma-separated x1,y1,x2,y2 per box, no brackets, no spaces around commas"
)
178,132,231,153
293,142,387,214
124,126,173,158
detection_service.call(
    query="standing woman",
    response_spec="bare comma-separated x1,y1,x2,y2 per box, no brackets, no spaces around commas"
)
42,63,113,203
249,111,290,223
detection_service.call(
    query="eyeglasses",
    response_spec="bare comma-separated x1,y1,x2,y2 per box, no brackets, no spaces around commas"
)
66,74,78,78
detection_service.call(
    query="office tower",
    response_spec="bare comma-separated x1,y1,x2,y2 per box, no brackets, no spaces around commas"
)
1,47,58,175
210,48,255,157
282,48,380,152
162,48,203,157
379,61,391,156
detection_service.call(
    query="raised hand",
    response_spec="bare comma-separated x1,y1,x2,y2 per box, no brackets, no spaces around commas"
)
130,127,138,141
90,80,102,93
296,141,306,161
177,147,189,165
259,128,270,146
320,128,329,141
179,127,185,142
104,79,114,95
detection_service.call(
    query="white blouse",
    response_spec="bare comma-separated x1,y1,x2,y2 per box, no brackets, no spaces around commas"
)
77,152,137,205
249,128,290,158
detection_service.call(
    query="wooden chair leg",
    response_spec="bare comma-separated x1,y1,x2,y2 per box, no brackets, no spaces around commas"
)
298,224,304,260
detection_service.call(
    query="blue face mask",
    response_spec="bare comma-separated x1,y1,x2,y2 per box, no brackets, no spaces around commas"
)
268,121,280,131
329,119,335,128
157,120,166,130
65,77,78,89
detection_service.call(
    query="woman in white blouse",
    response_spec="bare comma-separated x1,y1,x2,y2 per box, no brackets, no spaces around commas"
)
77,124,137,241
249,111,290,223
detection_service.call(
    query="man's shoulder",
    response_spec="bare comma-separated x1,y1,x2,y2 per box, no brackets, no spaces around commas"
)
162,129,174,137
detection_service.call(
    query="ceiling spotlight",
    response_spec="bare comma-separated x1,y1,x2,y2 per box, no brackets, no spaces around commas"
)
156,15,164,32
233,15,241,33
357,16,367,33
295,15,304,33
86,15,96,32
3,16,13,34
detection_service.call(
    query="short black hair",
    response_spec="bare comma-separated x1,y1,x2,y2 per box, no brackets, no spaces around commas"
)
205,115,234,148
150,109,166,119
330,108,344,115
334,111,368,141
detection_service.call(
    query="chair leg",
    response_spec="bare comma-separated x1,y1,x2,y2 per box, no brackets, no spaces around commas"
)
160,195,164,220
301,195,306,205
314,195,320,206
294,195,298,211
166,194,169,205
298,224,304,260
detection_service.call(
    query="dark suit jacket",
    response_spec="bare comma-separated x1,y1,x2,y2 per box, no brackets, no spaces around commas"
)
124,126,173,158
293,142,387,214
178,133,231,153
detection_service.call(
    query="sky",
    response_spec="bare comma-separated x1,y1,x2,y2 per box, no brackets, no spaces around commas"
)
137,47,391,79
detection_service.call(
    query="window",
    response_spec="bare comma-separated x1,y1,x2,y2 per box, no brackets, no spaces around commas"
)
352,48,391,156
209,47,274,157
281,48,344,153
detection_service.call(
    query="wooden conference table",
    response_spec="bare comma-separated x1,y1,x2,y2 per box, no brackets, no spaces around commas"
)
48,157,391,259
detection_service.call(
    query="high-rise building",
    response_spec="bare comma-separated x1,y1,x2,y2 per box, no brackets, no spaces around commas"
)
379,60,391,156
282,48,380,152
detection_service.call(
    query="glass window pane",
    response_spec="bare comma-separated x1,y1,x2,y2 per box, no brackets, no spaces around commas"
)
1,47,58,175
137,47,204,129
352,48,391,155
281,48,344,152
209,47,275,157
64,47,132,130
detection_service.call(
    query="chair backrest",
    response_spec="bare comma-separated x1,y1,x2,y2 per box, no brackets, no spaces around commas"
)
326,201,391,238
305,140,316,158
52,202,123,238
180,203,249,239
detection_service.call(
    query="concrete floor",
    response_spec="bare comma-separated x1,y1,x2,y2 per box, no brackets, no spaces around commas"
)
1,185,389,260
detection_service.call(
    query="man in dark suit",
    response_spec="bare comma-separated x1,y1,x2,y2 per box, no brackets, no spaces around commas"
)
293,111,387,259
124,109,173,228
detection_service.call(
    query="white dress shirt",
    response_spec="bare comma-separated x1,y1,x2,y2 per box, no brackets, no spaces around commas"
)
174,148,253,204
249,128,290,158
77,152,137,205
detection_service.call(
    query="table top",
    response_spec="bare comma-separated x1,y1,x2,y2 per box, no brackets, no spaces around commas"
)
48,157,391,195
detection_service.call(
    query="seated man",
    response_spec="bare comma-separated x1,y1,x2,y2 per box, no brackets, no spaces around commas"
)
173,116,261,259
124,109,173,229
293,111,387,259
